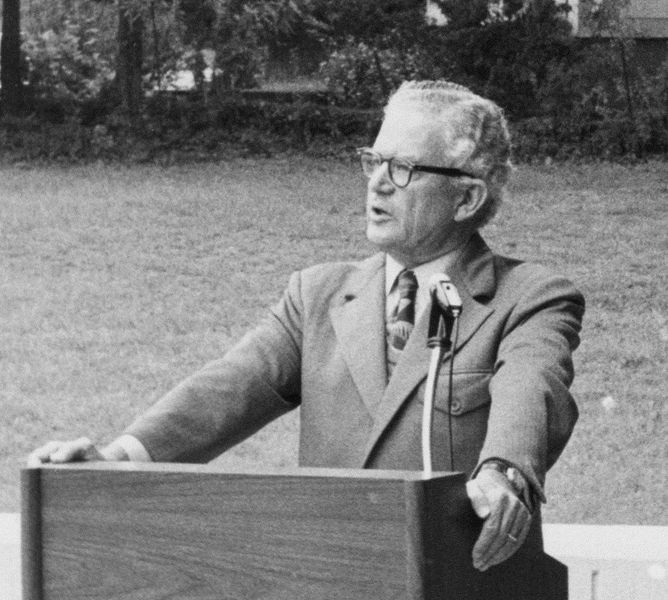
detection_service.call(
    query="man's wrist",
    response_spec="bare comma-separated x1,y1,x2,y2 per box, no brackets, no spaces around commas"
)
101,435,152,462
478,459,536,512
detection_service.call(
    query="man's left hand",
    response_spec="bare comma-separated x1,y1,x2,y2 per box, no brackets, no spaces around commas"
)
466,468,532,571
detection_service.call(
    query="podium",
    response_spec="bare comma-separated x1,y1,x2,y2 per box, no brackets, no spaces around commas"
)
22,463,567,599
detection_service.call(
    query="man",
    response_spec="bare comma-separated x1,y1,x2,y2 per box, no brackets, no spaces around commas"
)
30,81,584,572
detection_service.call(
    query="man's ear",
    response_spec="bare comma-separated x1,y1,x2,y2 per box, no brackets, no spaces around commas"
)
454,181,488,223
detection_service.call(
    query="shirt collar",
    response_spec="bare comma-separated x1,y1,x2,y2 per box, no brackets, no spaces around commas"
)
385,254,406,296
385,251,459,296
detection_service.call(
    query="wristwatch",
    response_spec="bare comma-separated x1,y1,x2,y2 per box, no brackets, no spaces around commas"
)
479,459,536,513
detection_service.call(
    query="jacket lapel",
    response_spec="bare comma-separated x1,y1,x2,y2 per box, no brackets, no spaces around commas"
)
361,234,497,466
329,254,387,414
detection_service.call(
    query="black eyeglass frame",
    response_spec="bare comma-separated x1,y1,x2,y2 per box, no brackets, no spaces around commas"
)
357,147,477,188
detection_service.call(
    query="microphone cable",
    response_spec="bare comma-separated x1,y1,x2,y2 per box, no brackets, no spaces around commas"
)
447,314,461,473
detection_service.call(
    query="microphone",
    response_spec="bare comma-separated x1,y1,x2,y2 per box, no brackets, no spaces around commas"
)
424,273,463,474
423,273,463,474
428,273,463,316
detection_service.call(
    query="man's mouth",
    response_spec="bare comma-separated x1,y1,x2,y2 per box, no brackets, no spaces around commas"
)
369,205,390,218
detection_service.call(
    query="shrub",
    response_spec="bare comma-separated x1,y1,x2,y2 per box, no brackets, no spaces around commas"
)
22,18,114,118
319,39,447,108
537,44,668,157
318,0,573,116
0,116,92,161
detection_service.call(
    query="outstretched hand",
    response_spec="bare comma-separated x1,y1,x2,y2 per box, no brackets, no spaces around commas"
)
27,437,105,467
466,468,532,571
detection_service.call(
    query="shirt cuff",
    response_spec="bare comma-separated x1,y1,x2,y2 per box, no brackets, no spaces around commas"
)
112,434,153,462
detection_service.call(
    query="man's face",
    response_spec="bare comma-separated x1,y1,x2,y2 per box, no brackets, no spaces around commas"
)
365,109,465,266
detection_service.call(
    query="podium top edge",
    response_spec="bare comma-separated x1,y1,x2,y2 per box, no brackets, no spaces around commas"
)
23,463,463,481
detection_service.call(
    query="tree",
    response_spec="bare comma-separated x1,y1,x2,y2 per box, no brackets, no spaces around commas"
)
1,0,25,114
579,0,638,124
311,0,426,49
116,0,144,118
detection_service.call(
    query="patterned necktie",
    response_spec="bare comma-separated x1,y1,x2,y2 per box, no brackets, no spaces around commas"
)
387,269,418,351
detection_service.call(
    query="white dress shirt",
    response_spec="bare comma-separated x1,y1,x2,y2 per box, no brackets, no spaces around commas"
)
385,251,460,319
113,433,152,462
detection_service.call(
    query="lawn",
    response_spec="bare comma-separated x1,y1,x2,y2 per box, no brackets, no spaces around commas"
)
1,158,666,525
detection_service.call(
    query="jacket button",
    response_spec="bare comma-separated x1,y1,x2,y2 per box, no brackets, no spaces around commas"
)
450,400,461,413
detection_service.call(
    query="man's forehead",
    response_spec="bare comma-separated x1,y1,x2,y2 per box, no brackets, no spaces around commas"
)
374,107,462,160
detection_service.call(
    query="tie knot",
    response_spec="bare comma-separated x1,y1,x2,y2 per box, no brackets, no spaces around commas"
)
396,270,418,298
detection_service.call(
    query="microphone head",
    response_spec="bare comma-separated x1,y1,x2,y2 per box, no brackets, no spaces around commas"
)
429,272,462,311
428,273,451,292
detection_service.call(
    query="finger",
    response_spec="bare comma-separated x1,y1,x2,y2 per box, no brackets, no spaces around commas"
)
49,437,97,463
472,494,507,570
475,495,525,571
514,504,533,546
472,516,501,570
27,441,64,467
484,503,533,570
485,502,525,569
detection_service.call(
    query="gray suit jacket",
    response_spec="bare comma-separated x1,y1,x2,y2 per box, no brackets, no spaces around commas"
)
126,234,584,504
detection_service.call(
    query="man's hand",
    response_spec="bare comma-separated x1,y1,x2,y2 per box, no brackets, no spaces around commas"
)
27,437,107,467
466,468,532,571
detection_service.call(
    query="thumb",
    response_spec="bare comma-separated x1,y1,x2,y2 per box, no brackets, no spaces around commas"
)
466,479,491,519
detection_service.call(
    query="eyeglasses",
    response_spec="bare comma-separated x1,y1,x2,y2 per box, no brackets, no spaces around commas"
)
357,148,477,189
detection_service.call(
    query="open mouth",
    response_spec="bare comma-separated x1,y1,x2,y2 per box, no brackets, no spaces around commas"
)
370,206,390,217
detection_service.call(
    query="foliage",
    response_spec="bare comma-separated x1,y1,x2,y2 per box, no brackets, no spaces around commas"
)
0,92,379,162
5,0,667,160
22,18,115,118
577,0,635,37
442,0,574,116
318,0,574,116
22,0,118,65
167,1,267,91
319,39,443,109
2,0,25,115
309,0,426,48
178,0,218,47
534,44,668,158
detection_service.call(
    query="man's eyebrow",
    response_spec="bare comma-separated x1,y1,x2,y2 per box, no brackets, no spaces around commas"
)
375,149,418,162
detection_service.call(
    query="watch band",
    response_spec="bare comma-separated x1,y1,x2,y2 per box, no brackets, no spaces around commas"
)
479,459,536,512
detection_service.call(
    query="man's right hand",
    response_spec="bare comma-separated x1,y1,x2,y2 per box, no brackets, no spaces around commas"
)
27,437,107,467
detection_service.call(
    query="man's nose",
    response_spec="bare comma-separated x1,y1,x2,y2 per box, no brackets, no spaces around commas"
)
368,162,394,195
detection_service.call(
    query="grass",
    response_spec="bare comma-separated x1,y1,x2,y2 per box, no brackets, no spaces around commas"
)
0,158,666,525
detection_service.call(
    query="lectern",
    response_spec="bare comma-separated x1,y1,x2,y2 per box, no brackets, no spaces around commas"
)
22,463,567,599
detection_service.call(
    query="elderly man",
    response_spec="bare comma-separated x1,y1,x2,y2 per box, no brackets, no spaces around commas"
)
30,80,584,572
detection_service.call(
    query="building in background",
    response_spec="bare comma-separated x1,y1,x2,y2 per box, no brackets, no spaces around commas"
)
565,0,668,37
425,0,668,69
565,0,668,70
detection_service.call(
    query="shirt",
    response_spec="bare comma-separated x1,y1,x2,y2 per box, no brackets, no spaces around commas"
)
385,251,460,320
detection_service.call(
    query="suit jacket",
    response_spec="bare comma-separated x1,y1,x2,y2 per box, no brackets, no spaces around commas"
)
126,234,584,506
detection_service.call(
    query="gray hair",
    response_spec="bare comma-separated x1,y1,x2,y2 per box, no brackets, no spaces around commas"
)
384,80,512,228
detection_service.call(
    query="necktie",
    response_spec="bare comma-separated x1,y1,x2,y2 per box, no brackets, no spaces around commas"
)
387,270,418,351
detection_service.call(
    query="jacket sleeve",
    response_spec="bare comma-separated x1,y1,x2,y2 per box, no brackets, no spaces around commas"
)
123,271,305,463
476,272,585,502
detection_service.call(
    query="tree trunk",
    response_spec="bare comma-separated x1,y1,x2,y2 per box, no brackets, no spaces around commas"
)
116,1,144,119
1,0,25,115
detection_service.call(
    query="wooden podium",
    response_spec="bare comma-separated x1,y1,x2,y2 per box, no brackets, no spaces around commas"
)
22,463,567,600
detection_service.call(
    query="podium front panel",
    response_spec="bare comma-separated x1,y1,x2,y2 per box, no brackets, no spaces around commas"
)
22,464,566,600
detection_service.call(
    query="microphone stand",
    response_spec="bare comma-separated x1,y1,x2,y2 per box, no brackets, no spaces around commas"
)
422,295,458,477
